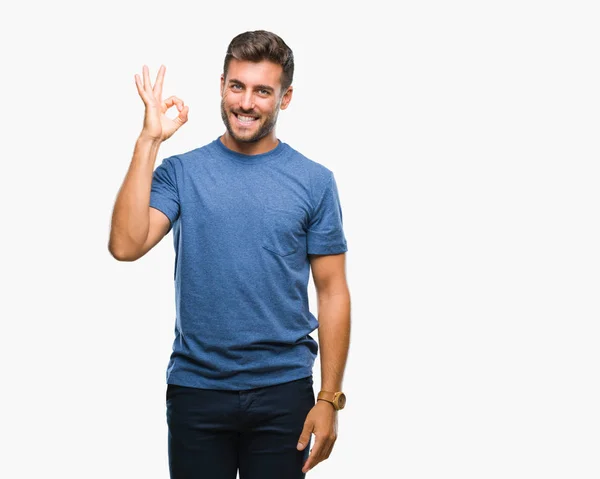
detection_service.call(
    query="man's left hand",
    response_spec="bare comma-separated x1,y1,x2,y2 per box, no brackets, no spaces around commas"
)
297,400,338,473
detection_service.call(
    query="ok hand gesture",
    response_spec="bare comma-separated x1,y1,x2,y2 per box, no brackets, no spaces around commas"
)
134,65,189,143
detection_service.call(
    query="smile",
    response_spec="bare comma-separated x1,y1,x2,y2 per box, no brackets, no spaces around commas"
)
234,113,259,125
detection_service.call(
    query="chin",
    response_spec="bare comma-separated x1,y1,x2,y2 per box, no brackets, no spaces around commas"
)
230,130,259,143
229,123,269,144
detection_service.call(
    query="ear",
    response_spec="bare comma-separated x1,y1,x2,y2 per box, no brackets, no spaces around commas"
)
280,85,293,110
220,74,225,96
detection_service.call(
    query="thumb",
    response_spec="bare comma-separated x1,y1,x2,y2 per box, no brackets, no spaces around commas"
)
174,105,189,126
297,422,313,450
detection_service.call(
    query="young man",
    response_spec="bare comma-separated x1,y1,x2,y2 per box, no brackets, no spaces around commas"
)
109,30,351,478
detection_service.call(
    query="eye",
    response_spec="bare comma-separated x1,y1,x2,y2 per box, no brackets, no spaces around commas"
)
231,84,242,90
258,89,270,96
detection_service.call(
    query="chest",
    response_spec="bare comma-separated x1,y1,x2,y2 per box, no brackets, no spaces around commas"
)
178,163,312,255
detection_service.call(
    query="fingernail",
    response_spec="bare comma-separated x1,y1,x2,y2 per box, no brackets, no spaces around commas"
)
297,442,303,449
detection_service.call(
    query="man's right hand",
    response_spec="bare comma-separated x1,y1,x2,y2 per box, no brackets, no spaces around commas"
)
134,64,189,143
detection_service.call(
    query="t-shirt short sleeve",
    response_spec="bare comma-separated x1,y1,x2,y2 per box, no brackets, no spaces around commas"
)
307,172,348,255
149,156,180,231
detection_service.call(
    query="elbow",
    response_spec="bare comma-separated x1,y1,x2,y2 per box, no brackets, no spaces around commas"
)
108,246,135,262
109,248,137,262
108,238,141,262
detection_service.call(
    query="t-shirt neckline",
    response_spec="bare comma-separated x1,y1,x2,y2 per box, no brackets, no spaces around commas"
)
213,137,286,165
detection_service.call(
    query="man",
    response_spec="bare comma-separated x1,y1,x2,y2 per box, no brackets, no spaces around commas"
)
109,30,351,479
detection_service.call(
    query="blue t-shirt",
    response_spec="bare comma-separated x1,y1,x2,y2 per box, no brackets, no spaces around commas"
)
149,137,348,390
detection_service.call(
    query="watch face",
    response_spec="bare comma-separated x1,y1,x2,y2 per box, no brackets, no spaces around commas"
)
337,393,346,409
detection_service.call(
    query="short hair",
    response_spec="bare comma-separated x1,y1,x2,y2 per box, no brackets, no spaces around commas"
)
223,30,294,92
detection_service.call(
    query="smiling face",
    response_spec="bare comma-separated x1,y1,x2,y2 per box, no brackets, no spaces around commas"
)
220,59,293,154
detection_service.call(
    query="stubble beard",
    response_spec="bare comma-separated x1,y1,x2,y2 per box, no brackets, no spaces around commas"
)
220,99,279,144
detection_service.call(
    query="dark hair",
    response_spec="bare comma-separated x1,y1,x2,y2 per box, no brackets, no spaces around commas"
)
223,30,294,92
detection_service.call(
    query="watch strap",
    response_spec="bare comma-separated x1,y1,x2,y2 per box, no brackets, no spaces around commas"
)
317,390,345,411
317,391,337,402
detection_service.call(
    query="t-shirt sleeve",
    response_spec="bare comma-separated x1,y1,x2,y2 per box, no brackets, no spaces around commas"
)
149,156,180,231
306,172,348,255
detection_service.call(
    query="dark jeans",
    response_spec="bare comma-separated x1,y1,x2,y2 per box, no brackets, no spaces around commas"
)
166,375,315,479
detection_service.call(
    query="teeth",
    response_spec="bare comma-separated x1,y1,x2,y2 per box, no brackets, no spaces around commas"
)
237,115,256,122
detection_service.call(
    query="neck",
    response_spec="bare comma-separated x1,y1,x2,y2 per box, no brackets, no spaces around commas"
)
220,132,279,155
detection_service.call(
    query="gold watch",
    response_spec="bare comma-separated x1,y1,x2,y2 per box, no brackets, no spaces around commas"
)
317,390,346,411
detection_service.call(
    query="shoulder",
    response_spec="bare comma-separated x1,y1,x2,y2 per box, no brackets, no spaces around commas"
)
176,140,217,163
161,140,218,170
283,143,332,176
282,144,337,209
282,143,335,199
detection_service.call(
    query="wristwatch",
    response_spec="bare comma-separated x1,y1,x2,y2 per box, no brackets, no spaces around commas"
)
317,390,346,411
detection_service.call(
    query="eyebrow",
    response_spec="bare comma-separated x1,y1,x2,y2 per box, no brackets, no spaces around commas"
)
228,79,275,93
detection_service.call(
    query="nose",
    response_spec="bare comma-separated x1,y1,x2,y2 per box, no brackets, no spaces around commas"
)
239,91,255,111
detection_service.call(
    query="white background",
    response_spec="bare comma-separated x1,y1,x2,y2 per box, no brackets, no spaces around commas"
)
2,0,599,478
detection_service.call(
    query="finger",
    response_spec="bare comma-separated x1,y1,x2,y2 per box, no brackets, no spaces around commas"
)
163,96,185,118
135,73,154,104
163,96,183,109
297,423,313,451
134,74,147,101
142,65,153,93
302,436,326,473
323,440,335,459
153,64,166,102
174,105,189,125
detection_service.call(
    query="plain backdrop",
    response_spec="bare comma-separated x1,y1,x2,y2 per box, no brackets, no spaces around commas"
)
2,0,599,478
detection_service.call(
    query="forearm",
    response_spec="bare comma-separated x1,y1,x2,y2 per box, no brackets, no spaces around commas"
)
317,289,351,392
109,135,161,259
